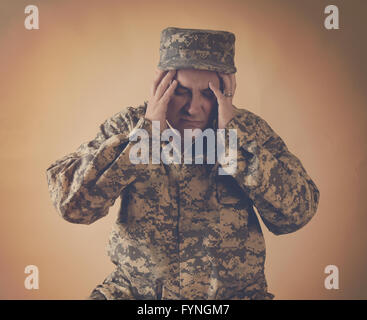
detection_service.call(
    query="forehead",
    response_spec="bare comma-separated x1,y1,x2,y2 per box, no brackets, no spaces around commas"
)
175,69,220,88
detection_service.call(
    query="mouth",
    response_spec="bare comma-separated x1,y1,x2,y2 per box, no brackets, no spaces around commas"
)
180,119,203,125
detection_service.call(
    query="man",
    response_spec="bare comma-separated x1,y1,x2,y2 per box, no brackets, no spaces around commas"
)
46,27,320,300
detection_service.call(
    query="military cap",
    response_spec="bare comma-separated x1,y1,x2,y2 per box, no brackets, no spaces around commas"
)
158,27,237,74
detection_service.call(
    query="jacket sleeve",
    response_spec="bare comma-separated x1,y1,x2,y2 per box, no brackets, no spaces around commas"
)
46,106,153,225
224,109,320,235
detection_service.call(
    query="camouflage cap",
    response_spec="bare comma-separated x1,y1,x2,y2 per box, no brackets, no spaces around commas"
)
158,27,237,74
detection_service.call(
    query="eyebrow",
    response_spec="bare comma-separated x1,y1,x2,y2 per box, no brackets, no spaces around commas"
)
176,81,211,91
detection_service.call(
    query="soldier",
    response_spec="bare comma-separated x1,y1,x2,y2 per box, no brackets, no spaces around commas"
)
46,27,320,300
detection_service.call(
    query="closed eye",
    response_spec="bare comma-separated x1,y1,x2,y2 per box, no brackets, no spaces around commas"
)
202,89,215,99
174,87,190,96
174,83,191,95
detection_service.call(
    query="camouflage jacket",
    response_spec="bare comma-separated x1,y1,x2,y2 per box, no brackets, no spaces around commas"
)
46,101,320,300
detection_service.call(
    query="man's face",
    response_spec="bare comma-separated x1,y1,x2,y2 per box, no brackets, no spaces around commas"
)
166,69,221,135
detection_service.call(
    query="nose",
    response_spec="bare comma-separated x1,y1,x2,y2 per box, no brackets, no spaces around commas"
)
184,91,203,117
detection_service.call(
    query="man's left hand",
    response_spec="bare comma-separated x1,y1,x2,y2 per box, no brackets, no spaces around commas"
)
209,72,237,129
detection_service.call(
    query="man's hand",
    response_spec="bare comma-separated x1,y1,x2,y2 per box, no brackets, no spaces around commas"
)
145,69,177,131
209,73,237,129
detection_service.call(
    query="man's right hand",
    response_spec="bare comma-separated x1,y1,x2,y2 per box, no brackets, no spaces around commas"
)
145,69,177,131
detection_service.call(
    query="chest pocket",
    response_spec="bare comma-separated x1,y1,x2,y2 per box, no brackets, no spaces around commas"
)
216,175,245,205
121,168,169,226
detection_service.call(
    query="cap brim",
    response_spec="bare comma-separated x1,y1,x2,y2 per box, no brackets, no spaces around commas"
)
158,58,236,74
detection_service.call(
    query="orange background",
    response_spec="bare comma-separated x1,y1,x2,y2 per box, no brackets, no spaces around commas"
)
0,0,366,299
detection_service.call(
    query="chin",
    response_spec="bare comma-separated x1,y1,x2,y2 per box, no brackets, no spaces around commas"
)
183,125,204,133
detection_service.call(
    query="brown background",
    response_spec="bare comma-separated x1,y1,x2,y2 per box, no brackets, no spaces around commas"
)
0,0,366,299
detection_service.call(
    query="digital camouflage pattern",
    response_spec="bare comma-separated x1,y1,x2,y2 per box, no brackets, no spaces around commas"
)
158,27,237,74
46,102,320,300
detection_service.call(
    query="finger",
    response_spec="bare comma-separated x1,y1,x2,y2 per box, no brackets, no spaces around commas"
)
208,81,223,102
219,73,233,95
161,79,178,104
155,70,176,100
151,69,168,96
230,73,236,96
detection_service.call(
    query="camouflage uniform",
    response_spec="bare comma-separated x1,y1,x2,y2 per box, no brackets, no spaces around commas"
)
46,101,320,300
